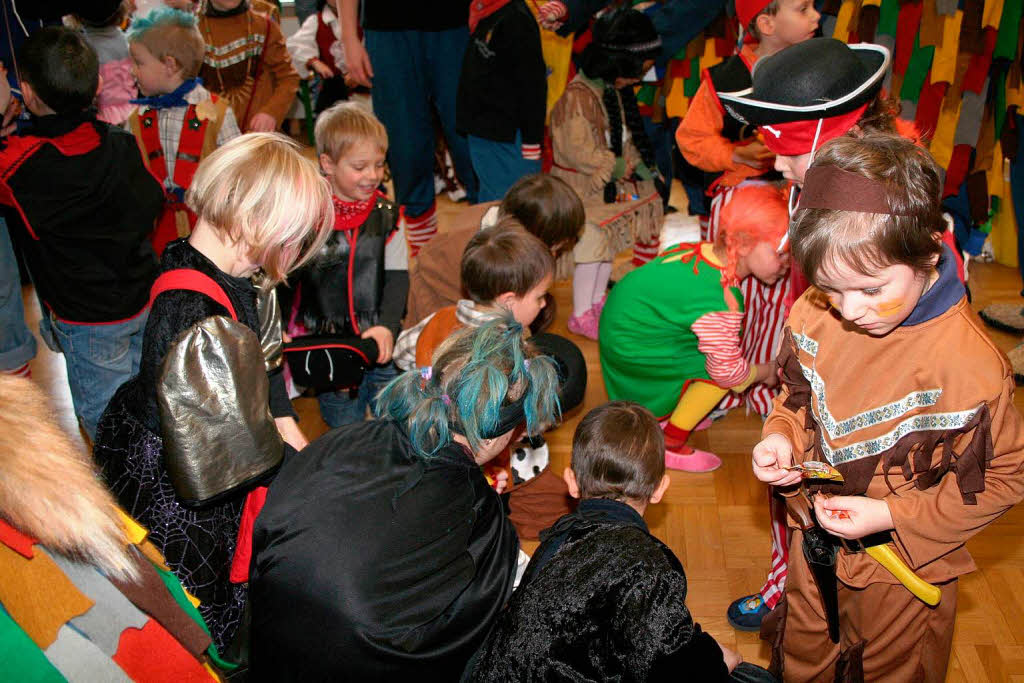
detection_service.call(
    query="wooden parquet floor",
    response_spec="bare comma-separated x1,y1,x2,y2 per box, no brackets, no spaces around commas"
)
23,189,1024,680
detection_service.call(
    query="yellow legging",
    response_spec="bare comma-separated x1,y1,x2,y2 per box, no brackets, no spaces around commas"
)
668,380,728,431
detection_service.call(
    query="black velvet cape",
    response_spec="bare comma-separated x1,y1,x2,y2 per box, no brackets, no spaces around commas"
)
249,419,519,681
466,499,730,682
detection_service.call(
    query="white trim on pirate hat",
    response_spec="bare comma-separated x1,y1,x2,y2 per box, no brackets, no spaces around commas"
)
716,39,891,126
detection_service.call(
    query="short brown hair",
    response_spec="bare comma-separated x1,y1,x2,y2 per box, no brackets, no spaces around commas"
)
126,7,206,79
315,101,388,160
571,401,665,501
460,218,555,305
791,133,945,287
499,175,585,257
746,0,780,42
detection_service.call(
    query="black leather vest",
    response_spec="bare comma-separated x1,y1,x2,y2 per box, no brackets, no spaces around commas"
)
297,197,397,336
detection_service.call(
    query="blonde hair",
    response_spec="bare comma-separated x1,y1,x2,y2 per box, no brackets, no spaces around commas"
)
315,101,388,160
186,133,335,283
126,7,206,79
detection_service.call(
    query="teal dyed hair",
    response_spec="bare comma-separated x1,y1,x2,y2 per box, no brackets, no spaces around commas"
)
126,7,198,41
376,316,561,458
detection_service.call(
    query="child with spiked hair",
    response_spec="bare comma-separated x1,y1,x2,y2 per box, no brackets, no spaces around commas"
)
127,7,241,256
249,317,561,680
752,134,1024,681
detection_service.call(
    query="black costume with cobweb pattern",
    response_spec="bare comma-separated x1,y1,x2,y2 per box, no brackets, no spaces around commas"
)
93,240,274,652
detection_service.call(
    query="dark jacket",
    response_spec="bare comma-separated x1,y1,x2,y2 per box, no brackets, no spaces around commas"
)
249,419,519,681
0,111,163,322
293,195,408,340
93,238,295,652
456,0,547,147
466,498,730,682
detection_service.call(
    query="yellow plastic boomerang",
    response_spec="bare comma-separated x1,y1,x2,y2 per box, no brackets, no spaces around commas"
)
863,544,942,606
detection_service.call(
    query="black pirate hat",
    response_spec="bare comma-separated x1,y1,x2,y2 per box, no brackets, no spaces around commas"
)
717,39,890,127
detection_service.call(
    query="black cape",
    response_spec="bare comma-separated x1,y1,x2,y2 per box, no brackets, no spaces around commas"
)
249,419,519,680
465,498,730,682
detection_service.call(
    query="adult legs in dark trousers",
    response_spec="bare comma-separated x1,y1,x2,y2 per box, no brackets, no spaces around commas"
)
365,27,478,254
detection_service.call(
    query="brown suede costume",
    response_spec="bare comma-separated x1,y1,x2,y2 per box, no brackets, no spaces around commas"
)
763,280,1024,682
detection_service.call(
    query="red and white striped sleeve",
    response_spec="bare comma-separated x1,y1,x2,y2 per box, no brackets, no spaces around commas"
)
690,310,757,391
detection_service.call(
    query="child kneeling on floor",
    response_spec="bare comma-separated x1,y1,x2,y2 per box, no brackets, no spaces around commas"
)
599,182,790,473
752,134,1024,682
464,400,775,682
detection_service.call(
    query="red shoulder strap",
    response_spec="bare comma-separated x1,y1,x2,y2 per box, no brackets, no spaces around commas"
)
149,268,238,321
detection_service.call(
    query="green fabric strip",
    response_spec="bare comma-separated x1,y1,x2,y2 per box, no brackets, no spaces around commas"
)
878,0,900,36
900,34,935,103
994,0,1022,60
0,606,64,682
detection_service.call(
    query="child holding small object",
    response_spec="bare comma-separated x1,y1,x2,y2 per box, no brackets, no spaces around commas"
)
751,134,1024,682
286,101,408,428
465,401,776,682
286,0,352,114
599,182,790,473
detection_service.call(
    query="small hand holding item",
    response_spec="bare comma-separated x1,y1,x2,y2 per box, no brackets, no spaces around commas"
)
732,140,774,169
751,433,803,487
310,59,334,80
247,112,277,133
537,0,568,30
812,494,893,541
362,325,394,364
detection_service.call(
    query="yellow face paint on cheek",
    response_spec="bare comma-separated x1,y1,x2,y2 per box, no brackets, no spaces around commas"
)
877,299,904,317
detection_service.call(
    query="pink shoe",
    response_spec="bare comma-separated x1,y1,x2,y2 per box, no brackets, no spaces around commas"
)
591,294,607,318
568,308,599,340
665,446,722,472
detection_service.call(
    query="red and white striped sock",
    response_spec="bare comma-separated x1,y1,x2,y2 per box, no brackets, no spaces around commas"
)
759,491,790,609
2,362,30,378
402,204,438,257
631,236,660,266
698,214,711,241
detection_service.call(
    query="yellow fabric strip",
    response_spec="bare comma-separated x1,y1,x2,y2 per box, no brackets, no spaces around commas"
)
931,10,962,84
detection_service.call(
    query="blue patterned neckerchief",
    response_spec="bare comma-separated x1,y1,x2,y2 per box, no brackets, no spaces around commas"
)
131,78,202,110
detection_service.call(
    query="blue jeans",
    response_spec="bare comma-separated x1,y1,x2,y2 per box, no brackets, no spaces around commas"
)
365,27,478,216
317,362,399,428
468,132,542,203
40,309,147,439
0,217,36,371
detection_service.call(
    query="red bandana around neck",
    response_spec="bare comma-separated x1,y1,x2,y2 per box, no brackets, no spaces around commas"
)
332,191,382,230
469,0,514,33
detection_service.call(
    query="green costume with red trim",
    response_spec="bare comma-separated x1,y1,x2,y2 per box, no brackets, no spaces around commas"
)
599,242,744,418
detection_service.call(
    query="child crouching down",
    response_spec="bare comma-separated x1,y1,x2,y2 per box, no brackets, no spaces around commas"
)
752,134,1024,682
396,221,586,539
465,401,776,682
286,101,408,427
599,183,790,473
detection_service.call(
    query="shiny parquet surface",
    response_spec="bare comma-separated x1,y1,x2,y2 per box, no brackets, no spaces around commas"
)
25,187,1024,680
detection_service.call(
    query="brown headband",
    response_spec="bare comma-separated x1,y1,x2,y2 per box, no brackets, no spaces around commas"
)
797,165,911,215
